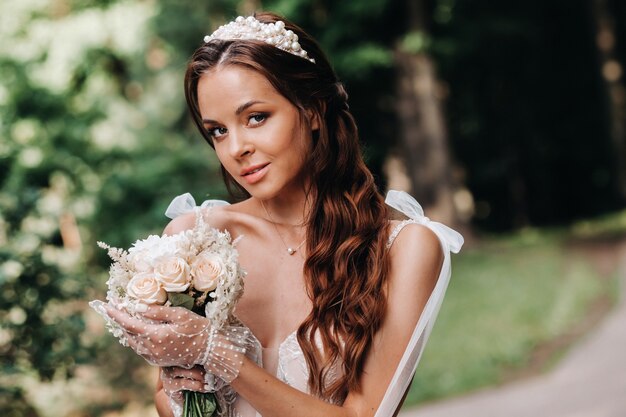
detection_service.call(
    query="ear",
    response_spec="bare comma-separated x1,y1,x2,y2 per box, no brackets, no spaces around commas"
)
306,107,322,131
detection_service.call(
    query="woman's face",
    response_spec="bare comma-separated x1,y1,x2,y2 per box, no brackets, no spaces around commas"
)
197,65,314,200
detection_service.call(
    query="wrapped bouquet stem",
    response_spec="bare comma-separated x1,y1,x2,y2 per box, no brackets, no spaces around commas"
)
90,210,251,417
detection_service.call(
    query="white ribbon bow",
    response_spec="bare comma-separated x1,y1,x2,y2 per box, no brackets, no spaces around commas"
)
164,193,230,219
385,190,464,254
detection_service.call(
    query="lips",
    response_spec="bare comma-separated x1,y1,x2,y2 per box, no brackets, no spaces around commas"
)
240,163,270,185
241,163,270,177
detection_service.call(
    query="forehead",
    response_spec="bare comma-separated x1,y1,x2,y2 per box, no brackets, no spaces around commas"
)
197,65,284,113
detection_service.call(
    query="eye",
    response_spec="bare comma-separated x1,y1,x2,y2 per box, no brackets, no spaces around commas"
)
207,126,228,140
248,113,268,126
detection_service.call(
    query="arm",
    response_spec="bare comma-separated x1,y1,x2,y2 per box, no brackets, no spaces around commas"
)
343,223,443,415
231,223,443,417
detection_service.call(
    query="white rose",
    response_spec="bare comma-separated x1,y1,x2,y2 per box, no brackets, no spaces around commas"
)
128,249,152,272
128,234,190,272
153,234,185,258
154,256,191,292
128,235,162,255
127,272,167,305
190,252,223,292
128,235,162,272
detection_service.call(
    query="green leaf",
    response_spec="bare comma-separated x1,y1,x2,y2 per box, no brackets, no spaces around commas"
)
199,393,217,415
167,293,194,310
335,43,393,79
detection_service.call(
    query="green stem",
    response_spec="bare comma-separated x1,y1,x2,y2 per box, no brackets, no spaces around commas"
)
193,392,200,417
183,391,190,416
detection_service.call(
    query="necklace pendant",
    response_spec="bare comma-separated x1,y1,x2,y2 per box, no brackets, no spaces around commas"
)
287,248,296,255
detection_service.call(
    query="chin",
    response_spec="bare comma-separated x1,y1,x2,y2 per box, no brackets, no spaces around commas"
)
250,184,301,202
236,182,274,200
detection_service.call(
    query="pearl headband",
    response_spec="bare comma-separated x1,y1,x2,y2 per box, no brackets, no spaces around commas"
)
203,16,315,64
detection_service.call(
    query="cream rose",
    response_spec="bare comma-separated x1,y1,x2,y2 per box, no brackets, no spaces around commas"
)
128,249,152,272
190,251,223,292
128,235,161,272
127,272,167,305
154,256,191,292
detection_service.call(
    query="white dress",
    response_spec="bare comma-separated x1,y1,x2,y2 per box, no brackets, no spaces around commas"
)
165,190,464,417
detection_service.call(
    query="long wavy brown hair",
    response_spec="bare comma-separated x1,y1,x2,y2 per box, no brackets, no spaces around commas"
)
184,12,390,403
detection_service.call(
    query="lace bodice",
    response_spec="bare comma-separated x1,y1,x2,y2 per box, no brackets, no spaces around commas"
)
165,190,463,417
230,328,345,417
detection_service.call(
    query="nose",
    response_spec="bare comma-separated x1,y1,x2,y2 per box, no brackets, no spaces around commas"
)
228,128,254,159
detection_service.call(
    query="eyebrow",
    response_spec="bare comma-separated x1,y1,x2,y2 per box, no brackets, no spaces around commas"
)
202,100,265,125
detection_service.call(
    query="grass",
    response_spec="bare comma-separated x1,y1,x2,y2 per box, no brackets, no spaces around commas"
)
403,226,618,407
569,208,626,240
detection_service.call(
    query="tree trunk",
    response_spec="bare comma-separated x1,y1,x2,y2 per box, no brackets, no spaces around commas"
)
392,0,458,224
593,0,626,201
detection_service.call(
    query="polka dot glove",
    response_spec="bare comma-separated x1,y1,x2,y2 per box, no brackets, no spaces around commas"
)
91,301,253,384
161,366,209,416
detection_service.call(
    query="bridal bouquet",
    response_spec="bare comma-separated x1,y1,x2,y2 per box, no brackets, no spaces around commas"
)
91,213,245,417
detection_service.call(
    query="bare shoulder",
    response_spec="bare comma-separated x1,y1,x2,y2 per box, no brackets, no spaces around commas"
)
163,211,194,236
162,205,238,236
388,221,443,263
387,220,444,299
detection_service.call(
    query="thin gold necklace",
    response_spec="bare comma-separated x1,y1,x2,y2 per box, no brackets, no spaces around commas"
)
260,200,306,256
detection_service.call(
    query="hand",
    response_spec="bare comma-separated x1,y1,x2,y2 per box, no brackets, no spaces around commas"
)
161,365,210,397
158,365,209,417
95,302,252,383
160,365,211,415
102,304,211,368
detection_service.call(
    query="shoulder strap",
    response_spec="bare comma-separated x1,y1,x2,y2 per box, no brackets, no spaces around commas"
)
384,190,463,254
375,191,463,417
386,219,420,249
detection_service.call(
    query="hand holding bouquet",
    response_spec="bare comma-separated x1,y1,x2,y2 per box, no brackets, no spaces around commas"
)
90,211,250,417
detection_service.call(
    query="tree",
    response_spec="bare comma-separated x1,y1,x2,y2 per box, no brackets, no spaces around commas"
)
429,0,620,229
594,0,626,202
393,0,458,224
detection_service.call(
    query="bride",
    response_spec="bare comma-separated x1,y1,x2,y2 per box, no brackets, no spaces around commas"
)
103,11,463,417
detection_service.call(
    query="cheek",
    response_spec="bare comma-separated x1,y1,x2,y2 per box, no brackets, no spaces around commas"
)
213,147,250,187
292,131,312,164
213,147,231,168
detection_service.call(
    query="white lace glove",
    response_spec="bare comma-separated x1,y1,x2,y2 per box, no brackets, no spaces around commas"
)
161,366,210,416
90,301,253,384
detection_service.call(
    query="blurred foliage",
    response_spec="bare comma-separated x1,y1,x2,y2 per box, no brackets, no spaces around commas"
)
570,207,626,241
428,0,624,229
258,0,625,229
0,0,224,413
1,0,625,415
0,386,39,417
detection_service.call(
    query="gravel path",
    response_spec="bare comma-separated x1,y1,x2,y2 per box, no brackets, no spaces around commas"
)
400,248,626,417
